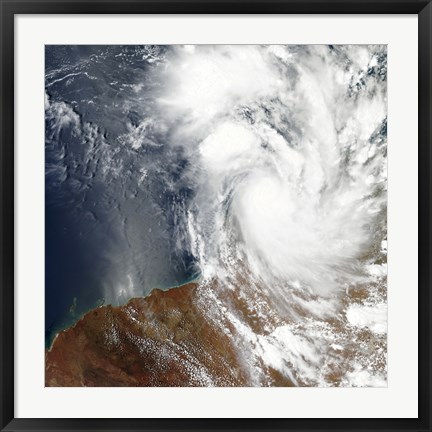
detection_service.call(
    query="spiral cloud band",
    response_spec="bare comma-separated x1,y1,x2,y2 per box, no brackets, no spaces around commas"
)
45,44,387,386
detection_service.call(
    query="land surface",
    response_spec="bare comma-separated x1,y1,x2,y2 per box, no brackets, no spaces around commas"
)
46,281,293,387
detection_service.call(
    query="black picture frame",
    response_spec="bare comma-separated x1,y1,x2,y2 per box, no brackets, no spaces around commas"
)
1,1,431,431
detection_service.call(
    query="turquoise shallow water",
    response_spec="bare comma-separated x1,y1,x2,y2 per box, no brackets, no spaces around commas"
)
45,272,202,350
45,44,388,387
45,297,104,350
45,45,199,348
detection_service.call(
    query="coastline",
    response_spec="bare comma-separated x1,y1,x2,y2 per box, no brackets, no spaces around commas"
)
46,275,202,352
44,279,255,387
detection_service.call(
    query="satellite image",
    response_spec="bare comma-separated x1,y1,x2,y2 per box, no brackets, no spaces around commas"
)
45,45,387,387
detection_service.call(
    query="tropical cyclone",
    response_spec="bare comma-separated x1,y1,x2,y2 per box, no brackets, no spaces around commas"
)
45,45,388,387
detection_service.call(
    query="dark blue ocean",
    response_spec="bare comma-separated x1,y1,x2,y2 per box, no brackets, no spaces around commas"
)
45,46,199,348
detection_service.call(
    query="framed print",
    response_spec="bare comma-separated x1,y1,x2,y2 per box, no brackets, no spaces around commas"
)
1,1,431,431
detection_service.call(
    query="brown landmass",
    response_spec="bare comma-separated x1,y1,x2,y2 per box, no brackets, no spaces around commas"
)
46,274,386,387
45,282,288,387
